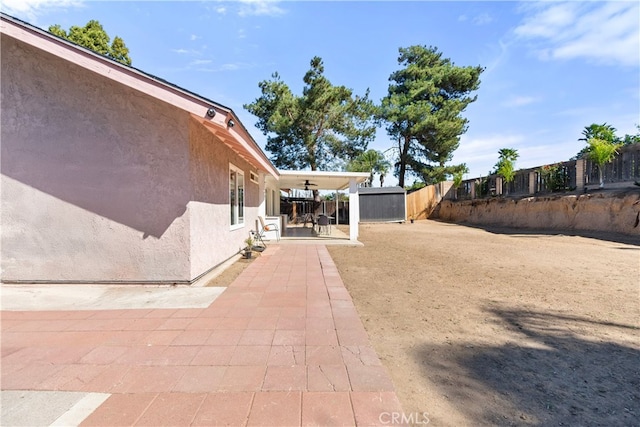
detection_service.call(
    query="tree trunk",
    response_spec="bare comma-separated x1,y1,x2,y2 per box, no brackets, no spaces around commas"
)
397,135,411,189
598,167,604,188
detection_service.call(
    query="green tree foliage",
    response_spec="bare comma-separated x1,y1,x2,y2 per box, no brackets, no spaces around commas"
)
380,45,483,187
48,20,132,66
573,122,640,159
451,164,469,200
539,164,570,192
346,149,391,187
586,138,623,188
494,148,519,194
244,56,377,175
621,124,640,145
578,123,617,143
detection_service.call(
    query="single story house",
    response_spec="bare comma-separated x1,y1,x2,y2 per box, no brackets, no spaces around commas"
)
0,13,367,285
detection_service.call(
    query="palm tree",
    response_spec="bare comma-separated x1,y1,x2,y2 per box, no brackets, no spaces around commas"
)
450,165,469,200
347,149,391,187
494,148,519,195
587,138,623,188
579,123,617,143
574,123,619,160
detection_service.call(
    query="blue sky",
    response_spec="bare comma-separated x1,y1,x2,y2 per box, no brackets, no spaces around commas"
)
3,0,639,185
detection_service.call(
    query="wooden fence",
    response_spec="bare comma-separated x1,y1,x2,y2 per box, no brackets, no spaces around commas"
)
406,182,452,220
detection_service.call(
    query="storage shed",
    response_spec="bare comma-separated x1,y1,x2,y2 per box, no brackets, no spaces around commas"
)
359,186,406,222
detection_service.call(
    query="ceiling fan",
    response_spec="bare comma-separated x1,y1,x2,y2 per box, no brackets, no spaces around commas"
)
302,179,318,191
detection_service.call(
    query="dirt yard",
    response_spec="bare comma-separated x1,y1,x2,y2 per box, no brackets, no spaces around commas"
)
328,221,639,426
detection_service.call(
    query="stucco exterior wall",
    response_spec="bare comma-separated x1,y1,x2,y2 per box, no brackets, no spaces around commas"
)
187,118,260,280
1,35,193,282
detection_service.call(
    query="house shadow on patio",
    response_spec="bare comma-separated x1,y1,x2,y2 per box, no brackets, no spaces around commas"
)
412,307,640,426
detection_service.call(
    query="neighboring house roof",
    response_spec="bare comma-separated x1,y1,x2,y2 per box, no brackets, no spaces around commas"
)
0,12,278,178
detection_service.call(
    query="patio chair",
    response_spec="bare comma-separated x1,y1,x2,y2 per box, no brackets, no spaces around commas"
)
257,216,281,242
302,212,316,229
317,214,331,235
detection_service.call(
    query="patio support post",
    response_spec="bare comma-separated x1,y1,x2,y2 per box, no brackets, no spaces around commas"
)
258,171,266,218
335,190,339,226
348,178,359,241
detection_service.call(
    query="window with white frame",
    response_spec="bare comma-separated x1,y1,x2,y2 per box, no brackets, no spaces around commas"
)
230,164,244,228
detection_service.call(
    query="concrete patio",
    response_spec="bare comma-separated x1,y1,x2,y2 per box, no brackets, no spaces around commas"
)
1,244,403,426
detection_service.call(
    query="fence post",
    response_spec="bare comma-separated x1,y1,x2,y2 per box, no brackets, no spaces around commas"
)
575,159,585,192
496,177,503,195
528,171,536,195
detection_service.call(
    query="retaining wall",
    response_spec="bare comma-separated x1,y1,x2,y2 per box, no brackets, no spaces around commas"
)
435,190,640,236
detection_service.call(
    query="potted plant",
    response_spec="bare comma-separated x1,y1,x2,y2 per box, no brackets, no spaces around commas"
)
243,236,254,259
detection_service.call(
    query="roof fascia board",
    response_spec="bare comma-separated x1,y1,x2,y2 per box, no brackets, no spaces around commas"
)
192,115,278,177
278,170,370,178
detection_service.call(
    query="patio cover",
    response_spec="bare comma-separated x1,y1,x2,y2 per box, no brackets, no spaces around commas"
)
278,170,369,190
277,170,369,241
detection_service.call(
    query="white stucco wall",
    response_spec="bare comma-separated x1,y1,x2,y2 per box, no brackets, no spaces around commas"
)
1,35,189,281
0,35,195,283
187,118,260,280
1,34,267,284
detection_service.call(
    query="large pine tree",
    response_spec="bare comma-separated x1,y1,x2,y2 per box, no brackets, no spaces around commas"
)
381,45,483,187
244,57,376,175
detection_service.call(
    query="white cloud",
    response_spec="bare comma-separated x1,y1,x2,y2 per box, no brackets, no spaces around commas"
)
215,6,227,15
515,2,577,39
453,132,585,179
171,47,209,58
514,1,639,67
238,0,285,17
502,96,540,108
453,133,526,176
190,59,213,66
459,12,493,26
190,34,201,41
194,62,255,72
1,0,83,21
473,13,493,26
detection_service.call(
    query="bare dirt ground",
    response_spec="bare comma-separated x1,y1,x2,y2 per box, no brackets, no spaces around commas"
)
328,221,639,426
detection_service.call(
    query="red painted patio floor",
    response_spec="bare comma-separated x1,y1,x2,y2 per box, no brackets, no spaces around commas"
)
1,245,405,426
